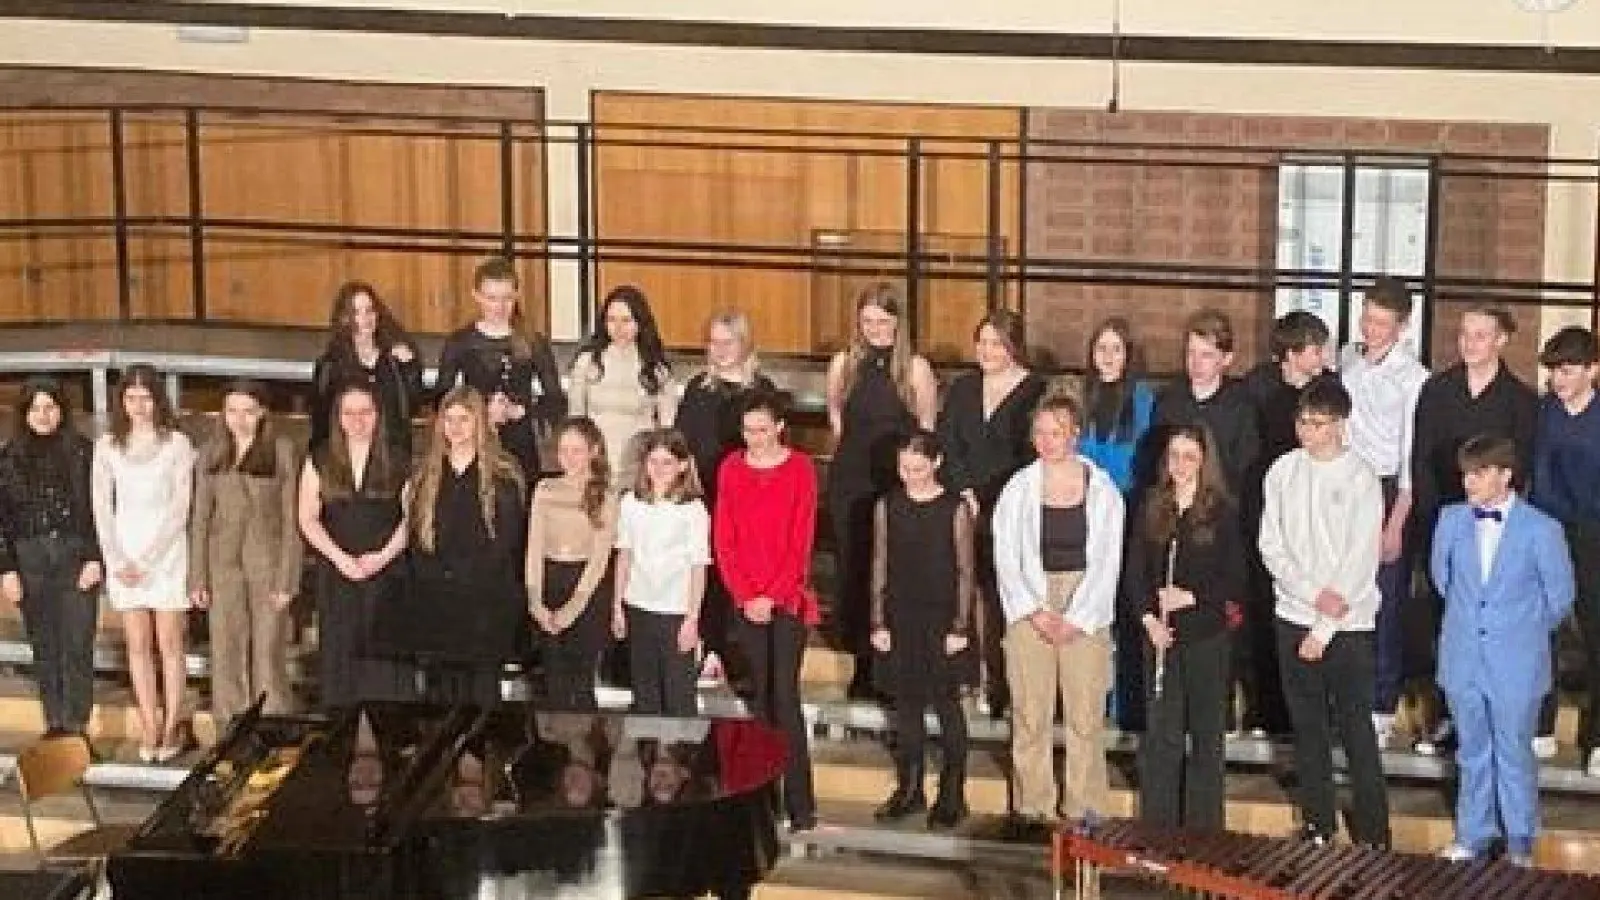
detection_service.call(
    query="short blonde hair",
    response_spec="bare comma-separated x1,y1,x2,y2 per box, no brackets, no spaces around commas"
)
701,308,760,385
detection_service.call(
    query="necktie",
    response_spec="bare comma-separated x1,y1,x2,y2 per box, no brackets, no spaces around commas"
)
1472,507,1503,523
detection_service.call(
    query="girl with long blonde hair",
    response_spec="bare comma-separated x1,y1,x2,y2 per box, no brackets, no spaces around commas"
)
378,386,527,705
824,282,939,698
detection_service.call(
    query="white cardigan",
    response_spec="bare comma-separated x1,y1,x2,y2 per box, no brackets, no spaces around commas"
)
992,457,1125,632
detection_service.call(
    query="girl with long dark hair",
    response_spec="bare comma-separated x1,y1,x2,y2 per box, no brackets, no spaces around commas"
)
713,389,820,832
311,281,424,456
92,365,194,762
571,285,677,488
189,380,303,724
298,382,415,708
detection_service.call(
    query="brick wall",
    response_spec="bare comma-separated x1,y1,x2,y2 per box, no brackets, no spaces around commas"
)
1024,110,1549,379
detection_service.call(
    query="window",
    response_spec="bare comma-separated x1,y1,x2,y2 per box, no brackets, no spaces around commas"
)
1275,159,1430,356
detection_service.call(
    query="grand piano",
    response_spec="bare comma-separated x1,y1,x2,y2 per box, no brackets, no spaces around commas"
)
107,702,789,899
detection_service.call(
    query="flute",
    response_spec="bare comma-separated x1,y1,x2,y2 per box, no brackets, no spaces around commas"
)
1151,536,1178,700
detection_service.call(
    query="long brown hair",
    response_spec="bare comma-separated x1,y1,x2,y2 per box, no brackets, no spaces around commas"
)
327,280,410,361
317,382,402,499
408,386,526,553
1083,316,1146,442
556,416,611,529
108,364,178,449
202,379,279,478
1141,423,1230,547
836,282,918,409
630,428,703,503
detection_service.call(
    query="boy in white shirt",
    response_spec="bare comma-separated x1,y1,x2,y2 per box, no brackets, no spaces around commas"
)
1259,379,1391,847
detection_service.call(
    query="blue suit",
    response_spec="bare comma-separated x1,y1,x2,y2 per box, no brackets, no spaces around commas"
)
1431,497,1575,851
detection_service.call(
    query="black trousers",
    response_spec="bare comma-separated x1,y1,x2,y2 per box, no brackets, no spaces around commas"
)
536,560,608,712
828,488,878,683
15,536,98,733
1566,521,1600,754
1234,562,1292,735
733,611,816,825
889,661,968,792
1276,621,1391,846
626,606,697,717
1139,630,1228,830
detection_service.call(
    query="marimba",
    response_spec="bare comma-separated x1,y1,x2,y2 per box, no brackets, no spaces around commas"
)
1052,818,1600,900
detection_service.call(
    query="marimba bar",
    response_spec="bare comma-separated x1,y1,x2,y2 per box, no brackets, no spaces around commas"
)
1051,818,1600,900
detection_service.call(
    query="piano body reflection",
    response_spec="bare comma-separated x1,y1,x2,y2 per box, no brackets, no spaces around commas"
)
108,703,788,899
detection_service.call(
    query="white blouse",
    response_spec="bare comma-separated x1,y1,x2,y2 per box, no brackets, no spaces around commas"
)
615,492,710,616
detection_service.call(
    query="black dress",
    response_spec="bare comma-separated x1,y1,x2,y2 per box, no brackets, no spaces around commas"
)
435,326,568,484
674,371,775,668
313,452,416,709
829,350,915,673
871,488,974,787
375,459,526,707
310,344,424,458
871,489,976,694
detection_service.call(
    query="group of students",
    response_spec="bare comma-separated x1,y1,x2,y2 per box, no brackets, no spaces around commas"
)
0,258,1593,860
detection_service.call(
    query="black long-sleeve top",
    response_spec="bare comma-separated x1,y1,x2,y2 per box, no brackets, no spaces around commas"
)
1139,378,1260,501
1238,364,1338,517
936,370,1047,515
384,460,528,663
0,433,101,574
434,326,567,429
310,343,424,457
1409,362,1538,537
1122,498,1245,645
674,371,775,507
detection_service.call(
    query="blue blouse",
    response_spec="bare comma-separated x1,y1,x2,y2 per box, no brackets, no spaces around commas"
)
1078,381,1155,495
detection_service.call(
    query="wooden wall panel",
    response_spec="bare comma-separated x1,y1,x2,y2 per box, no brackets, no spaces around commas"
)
0,113,120,322
593,93,1022,359
0,106,548,333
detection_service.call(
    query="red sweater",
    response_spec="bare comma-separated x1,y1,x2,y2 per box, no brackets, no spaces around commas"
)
713,450,820,626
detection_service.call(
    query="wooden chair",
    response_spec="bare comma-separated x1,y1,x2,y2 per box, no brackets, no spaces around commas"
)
15,734,139,870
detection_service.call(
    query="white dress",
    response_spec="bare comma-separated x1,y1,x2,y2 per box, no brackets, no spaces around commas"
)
92,431,195,612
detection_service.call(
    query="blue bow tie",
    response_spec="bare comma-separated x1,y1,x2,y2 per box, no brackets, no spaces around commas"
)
1473,507,1503,523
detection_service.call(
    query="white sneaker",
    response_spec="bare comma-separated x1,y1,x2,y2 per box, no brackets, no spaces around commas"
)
1439,842,1476,862
1533,735,1559,761
1585,748,1600,778
1372,714,1396,752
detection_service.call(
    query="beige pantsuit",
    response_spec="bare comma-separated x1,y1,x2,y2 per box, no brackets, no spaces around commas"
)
1004,569,1113,821
189,435,303,724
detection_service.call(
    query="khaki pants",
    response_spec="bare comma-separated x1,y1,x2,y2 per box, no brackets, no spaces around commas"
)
1004,570,1112,820
208,571,292,724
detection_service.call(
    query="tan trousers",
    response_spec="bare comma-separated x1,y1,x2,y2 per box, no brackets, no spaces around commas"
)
1004,569,1112,820
208,571,292,724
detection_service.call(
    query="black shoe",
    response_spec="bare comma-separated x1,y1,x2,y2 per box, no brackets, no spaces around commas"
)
927,796,968,830
1004,815,1054,843
788,815,818,834
1297,823,1333,846
873,786,927,822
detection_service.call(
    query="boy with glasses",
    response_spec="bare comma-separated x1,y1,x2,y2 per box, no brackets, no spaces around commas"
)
1259,379,1390,847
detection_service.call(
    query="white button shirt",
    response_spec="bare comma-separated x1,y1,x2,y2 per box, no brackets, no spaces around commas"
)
1339,342,1430,488
1475,496,1513,583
